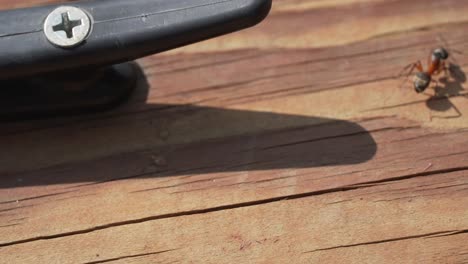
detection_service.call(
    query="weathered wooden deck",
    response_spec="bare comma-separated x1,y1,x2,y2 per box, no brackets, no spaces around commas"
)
1,0,468,263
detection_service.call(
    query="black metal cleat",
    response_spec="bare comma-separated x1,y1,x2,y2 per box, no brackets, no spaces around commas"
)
0,0,271,120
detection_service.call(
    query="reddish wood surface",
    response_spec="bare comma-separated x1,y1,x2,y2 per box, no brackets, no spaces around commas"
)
0,0,467,263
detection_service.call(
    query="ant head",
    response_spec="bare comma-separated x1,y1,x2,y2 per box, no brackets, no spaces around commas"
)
413,72,431,93
433,47,449,60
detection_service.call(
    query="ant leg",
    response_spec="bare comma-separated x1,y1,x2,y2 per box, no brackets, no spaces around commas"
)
414,61,424,72
396,61,423,77
398,61,423,89
443,61,449,77
423,92,436,99
396,63,415,78
430,79,441,97
427,97,434,122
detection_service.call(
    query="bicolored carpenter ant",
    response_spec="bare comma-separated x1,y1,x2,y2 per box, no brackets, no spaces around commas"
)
399,47,450,93
397,40,467,121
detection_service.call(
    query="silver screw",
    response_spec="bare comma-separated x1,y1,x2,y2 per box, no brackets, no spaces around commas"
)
44,6,92,48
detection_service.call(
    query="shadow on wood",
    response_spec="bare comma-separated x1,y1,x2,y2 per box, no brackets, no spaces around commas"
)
0,63,377,188
426,63,468,119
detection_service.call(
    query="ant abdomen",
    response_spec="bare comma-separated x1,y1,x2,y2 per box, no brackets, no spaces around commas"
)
413,72,431,93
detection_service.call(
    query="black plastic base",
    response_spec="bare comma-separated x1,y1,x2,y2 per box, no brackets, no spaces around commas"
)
0,62,137,121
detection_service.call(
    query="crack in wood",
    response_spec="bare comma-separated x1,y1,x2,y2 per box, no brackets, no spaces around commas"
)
303,229,468,253
425,229,468,239
265,40,432,71
364,92,468,112
417,149,468,161
348,166,468,188
83,249,179,264
372,188,467,203
221,76,395,105
0,185,378,247
0,205,35,213
260,126,417,151
0,223,20,228
130,173,236,193
0,190,76,205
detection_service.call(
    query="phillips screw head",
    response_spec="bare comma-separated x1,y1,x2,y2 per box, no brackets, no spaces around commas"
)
43,6,92,48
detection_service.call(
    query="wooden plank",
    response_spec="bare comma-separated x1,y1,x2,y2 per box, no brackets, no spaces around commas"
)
0,0,468,263
2,115,468,245
1,170,467,263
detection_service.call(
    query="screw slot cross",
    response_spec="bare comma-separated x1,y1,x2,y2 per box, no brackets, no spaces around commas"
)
52,12,82,39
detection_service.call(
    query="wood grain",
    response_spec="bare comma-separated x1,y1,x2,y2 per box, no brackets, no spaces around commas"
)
1,170,467,263
1,0,467,263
